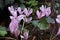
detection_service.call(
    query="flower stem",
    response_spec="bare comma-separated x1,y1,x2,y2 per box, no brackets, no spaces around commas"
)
22,16,26,31
21,16,26,40
22,21,25,31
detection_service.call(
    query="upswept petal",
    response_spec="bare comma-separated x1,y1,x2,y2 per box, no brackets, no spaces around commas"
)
45,7,51,17
36,10,41,19
8,6,15,15
9,16,14,20
17,15,25,21
40,5,45,12
25,17,32,23
23,8,33,16
28,8,33,16
56,15,60,23
17,7,23,14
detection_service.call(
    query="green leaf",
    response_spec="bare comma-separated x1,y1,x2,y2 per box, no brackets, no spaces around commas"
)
20,4,25,10
32,20,39,27
0,26,7,36
38,18,50,30
32,18,50,30
46,17,55,24
38,22,50,30
0,30,7,36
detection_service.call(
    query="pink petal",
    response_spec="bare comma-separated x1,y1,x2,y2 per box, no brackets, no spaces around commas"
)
28,8,33,16
23,8,32,17
8,6,14,11
25,17,32,23
45,7,51,17
23,8,29,16
36,10,41,19
57,27,60,35
57,15,60,18
8,6,15,15
10,16,14,20
56,15,60,23
17,15,25,21
14,29,20,37
40,5,45,12
9,19,19,35
56,18,60,23
41,12,45,17
17,7,23,14
13,10,17,17
20,35,24,38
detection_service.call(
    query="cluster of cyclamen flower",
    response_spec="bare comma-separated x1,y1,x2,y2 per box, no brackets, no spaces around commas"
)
8,5,51,39
8,4,60,40
36,5,51,19
8,6,32,39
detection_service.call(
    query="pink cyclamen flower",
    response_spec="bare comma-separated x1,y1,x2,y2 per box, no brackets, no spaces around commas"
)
36,10,45,19
24,31,29,40
8,6,25,37
57,27,60,35
17,7,23,14
25,17,32,23
23,8,33,17
56,15,60,23
9,15,25,36
40,5,51,17
20,31,29,40
17,7,33,23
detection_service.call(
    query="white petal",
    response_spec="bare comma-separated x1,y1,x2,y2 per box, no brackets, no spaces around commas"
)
17,15,25,21
20,35,24,38
57,15,60,18
56,18,60,23
10,16,14,20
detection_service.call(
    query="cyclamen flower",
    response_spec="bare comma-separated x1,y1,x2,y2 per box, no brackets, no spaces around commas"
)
17,7,33,23
25,17,32,23
23,8,33,23
40,5,51,17
8,6,25,37
36,10,45,19
36,5,51,19
56,15,60,23
23,8,33,17
57,27,60,35
20,31,29,40
24,31,29,40
9,15,25,36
